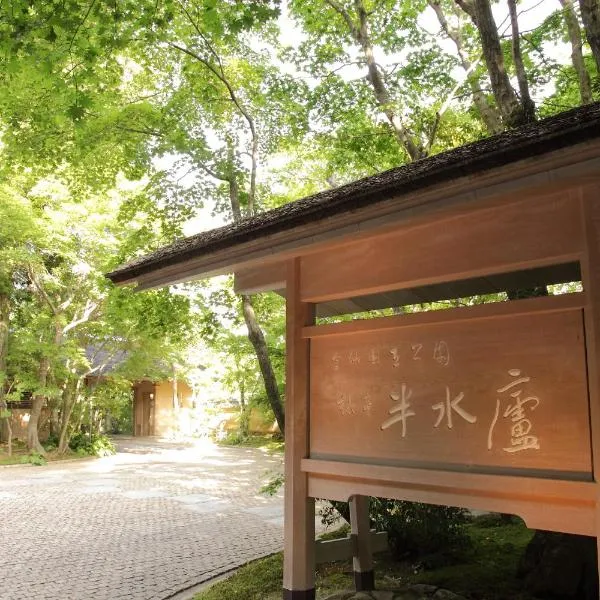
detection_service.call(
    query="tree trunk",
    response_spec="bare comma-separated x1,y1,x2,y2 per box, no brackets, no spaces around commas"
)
0,292,10,450
172,366,180,436
57,379,83,454
580,0,600,72
561,0,594,104
463,0,524,127
241,294,286,435
356,0,425,160
238,378,250,438
430,0,503,134
28,397,46,454
325,0,424,160
224,148,287,437
507,0,536,123
28,355,50,455
518,531,598,599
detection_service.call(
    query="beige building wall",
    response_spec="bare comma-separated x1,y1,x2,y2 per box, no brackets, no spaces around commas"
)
6,408,50,442
152,380,194,438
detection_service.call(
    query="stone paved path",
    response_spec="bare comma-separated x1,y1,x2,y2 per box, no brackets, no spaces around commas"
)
0,437,290,600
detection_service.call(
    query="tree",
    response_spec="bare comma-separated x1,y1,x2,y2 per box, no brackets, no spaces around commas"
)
0,185,45,453
429,0,503,134
455,0,531,126
290,0,463,163
560,0,594,104
580,0,600,72
119,0,306,435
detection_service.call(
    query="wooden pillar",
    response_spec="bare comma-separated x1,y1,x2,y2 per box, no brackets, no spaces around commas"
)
283,258,316,600
349,495,374,591
580,184,600,587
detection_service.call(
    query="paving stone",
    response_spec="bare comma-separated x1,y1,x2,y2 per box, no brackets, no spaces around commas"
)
0,437,292,600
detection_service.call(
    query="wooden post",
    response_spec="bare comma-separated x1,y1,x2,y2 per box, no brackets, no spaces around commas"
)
283,258,316,600
579,184,600,589
349,495,374,591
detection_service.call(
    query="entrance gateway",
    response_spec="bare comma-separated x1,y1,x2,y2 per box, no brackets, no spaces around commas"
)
108,103,600,598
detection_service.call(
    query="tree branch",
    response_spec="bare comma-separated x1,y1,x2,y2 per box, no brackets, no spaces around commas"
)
324,0,360,39
508,0,535,123
560,0,593,104
28,266,57,315
196,161,228,182
63,300,98,335
68,0,97,53
167,40,259,214
429,0,502,134
115,125,164,137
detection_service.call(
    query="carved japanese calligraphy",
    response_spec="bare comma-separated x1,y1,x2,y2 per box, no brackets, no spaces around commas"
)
432,387,477,429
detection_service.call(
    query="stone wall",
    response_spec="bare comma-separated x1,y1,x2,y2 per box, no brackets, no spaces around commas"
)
325,586,466,600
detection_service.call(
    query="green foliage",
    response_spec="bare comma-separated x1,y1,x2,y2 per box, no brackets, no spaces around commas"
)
218,430,249,446
43,433,59,452
259,473,285,497
0,0,594,468
20,451,47,466
322,499,470,562
68,432,116,457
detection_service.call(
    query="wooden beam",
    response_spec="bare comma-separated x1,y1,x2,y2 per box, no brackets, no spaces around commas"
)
122,149,600,291
234,262,286,295
315,530,387,564
303,292,586,339
283,258,316,600
300,193,583,303
349,495,374,591
579,183,600,588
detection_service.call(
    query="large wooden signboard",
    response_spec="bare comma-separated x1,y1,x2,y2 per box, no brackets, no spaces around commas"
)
311,308,592,476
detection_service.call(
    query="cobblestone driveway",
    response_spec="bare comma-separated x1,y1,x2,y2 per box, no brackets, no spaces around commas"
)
0,437,288,600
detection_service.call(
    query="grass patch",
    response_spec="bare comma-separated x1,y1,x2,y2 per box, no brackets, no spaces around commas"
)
0,441,94,466
194,553,283,600
194,516,537,600
217,433,284,454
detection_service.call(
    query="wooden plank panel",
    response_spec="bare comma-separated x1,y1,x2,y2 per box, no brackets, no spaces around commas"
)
310,308,591,474
308,476,596,537
301,194,582,303
305,293,585,339
302,459,597,501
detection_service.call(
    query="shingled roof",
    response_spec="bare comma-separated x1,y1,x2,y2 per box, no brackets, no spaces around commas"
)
107,102,600,285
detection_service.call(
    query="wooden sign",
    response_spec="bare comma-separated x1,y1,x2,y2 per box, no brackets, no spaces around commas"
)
310,308,592,476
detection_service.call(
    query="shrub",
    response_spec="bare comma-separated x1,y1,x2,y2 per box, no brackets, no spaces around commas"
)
68,433,116,457
43,433,59,452
321,498,470,563
20,452,47,466
219,431,248,446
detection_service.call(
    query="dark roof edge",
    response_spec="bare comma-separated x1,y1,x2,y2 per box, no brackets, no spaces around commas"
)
107,103,600,285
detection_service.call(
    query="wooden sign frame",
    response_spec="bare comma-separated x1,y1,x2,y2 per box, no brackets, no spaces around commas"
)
281,186,600,599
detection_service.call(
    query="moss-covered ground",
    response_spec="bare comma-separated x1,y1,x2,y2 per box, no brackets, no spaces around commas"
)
194,515,537,600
